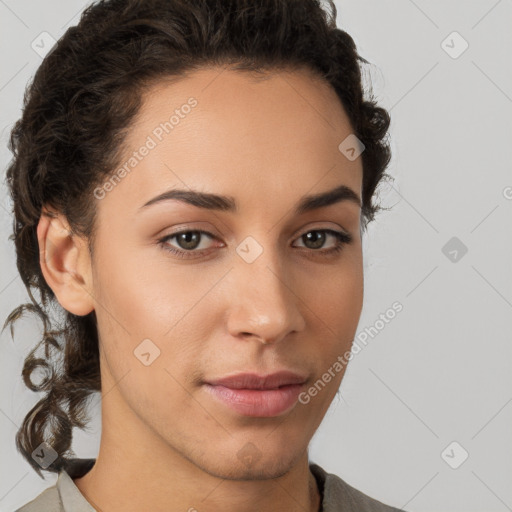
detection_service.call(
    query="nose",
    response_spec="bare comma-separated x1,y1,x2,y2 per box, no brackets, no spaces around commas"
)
225,248,306,345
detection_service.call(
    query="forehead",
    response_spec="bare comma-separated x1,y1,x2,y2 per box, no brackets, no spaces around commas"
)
99,66,363,220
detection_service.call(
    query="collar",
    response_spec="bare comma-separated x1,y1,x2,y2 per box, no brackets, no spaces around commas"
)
57,458,96,511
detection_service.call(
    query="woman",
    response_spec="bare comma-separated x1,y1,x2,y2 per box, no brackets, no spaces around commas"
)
4,0,402,510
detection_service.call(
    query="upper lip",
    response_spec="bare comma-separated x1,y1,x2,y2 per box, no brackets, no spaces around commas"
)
205,371,307,390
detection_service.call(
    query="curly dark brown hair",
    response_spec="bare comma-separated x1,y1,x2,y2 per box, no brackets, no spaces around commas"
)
3,0,391,478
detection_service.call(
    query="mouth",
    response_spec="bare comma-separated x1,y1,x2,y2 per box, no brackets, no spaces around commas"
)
203,371,307,417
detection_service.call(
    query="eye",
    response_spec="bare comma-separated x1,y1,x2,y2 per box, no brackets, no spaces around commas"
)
158,230,219,258
292,229,353,255
158,228,353,259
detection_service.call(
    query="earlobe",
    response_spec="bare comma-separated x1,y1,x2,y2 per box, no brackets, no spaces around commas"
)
37,209,95,316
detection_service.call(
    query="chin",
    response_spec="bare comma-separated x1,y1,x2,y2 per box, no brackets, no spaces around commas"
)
190,445,304,482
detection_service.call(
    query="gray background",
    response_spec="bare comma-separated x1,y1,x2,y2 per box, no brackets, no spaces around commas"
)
1,1,511,511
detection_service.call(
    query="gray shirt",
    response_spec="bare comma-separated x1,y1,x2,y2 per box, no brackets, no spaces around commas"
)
15,458,406,511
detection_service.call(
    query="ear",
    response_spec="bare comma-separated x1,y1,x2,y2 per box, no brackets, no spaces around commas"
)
37,208,95,316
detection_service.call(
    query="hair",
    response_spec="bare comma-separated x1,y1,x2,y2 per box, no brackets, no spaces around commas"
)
3,0,391,478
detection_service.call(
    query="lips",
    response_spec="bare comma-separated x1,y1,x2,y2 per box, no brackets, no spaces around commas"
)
205,371,307,390
203,371,307,417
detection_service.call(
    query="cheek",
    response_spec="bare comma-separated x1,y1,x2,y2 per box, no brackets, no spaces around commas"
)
309,252,364,330
93,239,196,337
306,256,364,379
91,244,213,385
91,253,201,426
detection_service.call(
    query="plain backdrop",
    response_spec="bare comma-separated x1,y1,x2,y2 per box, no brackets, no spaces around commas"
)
1,1,511,511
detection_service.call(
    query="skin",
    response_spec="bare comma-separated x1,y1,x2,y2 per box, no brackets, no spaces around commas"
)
37,66,364,512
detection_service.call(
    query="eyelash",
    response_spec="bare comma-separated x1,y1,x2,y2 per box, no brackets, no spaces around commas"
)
157,228,353,259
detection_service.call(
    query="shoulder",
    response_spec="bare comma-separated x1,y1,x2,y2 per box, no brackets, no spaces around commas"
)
310,463,407,512
14,458,96,512
14,483,62,512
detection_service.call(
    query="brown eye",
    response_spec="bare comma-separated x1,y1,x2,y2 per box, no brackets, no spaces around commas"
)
301,231,327,249
158,230,218,258
293,229,352,253
173,231,202,250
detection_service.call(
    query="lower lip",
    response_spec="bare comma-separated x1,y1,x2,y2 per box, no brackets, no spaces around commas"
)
203,383,304,417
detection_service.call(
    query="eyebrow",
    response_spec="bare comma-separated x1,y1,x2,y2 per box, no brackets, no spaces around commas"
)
139,183,361,214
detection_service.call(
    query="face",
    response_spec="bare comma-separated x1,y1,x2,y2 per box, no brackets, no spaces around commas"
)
86,67,364,479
